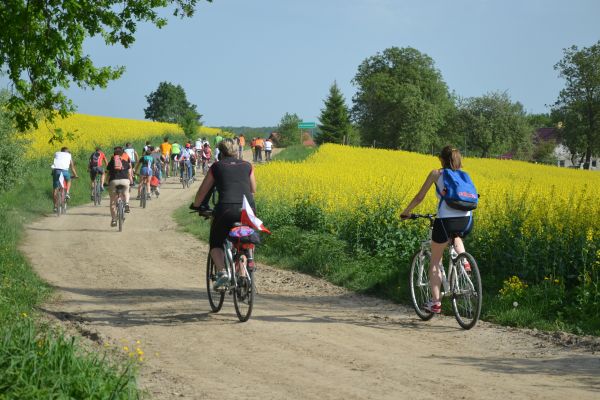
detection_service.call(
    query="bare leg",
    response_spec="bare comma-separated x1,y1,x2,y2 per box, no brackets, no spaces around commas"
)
109,192,117,219
210,248,226,273
430,240,448,303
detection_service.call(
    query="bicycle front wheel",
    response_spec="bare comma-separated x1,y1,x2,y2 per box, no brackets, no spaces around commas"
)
450,252,482,330
409,250,434,321
233,270,254,322
206,255,224,313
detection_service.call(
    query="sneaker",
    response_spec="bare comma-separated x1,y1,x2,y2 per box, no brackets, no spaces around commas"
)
53,207,58,213
135,195,140,200
110,220,117,227
463,261,472,273
90,195,94,201
424,301,442,314
213,271,230,289
147,194,151,200
100,186,105,192
65,193,71,200
124,203,130,213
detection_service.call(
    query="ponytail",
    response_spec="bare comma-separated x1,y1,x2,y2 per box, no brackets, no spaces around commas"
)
439,146,462,170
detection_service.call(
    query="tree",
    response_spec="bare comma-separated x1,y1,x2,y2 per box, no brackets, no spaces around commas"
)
451,92,532,158
317,82,351,145
178,108,202,140
0,0,210,132
144,82,200,124
351,47,452,151
0,90,25,192
276,113,301,147
552,41,600,169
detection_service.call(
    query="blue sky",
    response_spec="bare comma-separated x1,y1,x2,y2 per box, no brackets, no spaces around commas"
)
16,0,600,126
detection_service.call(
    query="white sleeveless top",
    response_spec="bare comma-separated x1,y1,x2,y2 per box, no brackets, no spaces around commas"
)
51,151,71,170
124,148,136,162
435,172,471,219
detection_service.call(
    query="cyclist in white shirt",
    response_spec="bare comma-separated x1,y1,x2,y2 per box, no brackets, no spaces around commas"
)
264,138,273,161
51,147,78,211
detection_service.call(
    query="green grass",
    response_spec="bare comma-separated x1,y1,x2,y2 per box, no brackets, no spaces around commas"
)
0,134,187,398
272,144,317,162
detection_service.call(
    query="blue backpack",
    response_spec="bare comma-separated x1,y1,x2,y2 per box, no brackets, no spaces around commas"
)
436,169,479,211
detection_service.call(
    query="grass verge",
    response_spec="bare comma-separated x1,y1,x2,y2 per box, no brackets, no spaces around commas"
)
271,144,317,162
0,134,187,397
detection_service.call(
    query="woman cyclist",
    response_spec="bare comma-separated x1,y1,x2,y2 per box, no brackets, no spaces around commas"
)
190,139,256,288
135,150,154,201
400,146,474,314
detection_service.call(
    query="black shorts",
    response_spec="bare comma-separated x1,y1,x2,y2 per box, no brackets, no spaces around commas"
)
209,204,242,250
90,166,104,180
432,216,473,244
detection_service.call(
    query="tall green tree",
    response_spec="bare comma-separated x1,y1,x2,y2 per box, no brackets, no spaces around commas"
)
451,92,532,158
276,112,301,147
351,47,452,151
178,108,202,140
552,41,600,169
317,82,351,145
0,90,25,192
0,0,210,132
144,82,201,124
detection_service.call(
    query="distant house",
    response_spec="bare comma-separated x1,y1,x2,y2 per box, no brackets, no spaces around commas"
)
535,127,598,170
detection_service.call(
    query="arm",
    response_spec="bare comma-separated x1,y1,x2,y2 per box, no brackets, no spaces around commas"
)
400,169,439,218
193,172,215,207
70,159,78,177
249,169,256,194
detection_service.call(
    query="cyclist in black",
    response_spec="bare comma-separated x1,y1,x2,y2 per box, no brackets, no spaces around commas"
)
190,138,256,288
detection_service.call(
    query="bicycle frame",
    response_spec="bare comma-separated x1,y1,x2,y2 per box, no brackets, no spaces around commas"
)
415,215,474,299
223,239,252,290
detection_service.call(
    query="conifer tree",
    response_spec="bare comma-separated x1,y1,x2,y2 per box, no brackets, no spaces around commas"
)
317,82,352,145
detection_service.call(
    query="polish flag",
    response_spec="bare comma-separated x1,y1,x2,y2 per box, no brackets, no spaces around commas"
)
58,172,66,189
241,195,271,234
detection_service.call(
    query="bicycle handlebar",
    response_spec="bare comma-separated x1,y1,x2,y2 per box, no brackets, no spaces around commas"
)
402,213,436,220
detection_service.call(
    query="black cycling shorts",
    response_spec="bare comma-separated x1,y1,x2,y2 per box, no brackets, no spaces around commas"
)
209,204,242,250
432,216,473,244
90,166,104,180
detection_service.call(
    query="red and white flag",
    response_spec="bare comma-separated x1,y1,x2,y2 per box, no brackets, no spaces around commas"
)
58,172,66,189
241,195,271,234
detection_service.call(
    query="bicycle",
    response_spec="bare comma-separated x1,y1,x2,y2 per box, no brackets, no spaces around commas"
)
194,209,257,322
181,161,190,189
171,157,180,177
115,184,126,232
139,181,147,209
56,183,67,216
201,159,210,175
93,173,102,206
405,213,482,330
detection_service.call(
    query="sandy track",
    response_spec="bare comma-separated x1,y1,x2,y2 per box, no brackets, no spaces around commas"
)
22,166,600,399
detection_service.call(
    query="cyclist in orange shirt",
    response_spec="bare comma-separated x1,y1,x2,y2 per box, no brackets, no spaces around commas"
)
238,134,246,159
159,137,172,177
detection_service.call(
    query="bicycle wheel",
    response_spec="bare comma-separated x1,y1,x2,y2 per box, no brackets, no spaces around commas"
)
55,189,62,217
140,185,146,209
450,252,482,330
94,179,101,206
117,198,124,232
182,166,187,189
206,255,225,313
233,268,254,322
408,250,434,321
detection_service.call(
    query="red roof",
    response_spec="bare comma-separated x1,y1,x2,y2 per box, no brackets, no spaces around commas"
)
535,128,558,144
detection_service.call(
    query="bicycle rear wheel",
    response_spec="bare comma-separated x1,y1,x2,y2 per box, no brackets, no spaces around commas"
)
117,198,124,232
140,185,147,208
450,252,482,330
233,269,254,322
409,250,434,321
206,255,225,313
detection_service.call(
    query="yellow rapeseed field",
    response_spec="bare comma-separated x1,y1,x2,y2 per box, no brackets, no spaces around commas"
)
255,143,599,246
25,113,223,157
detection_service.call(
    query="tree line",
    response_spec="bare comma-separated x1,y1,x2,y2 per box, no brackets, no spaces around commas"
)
279,44,599,168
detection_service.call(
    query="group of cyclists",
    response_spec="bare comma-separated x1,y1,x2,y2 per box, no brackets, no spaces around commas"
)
51,138,474,320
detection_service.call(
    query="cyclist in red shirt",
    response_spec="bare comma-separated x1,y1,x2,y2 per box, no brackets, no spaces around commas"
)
88,146,108,201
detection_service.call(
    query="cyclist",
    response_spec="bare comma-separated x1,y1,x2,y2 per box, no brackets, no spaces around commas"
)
51,147,78,211
190,138,256,288
201,143,212,173
179,143,193,182
171,140,182,174
88,146,108,201
238,134,245,159
107,147,132,226
160,137,171,176
124,143,139,185
135,150,154,201
400,146,474,314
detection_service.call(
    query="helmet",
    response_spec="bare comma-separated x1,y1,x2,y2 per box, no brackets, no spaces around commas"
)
185,143,191,148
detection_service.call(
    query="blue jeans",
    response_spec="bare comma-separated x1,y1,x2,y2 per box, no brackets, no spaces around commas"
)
180,160,192,179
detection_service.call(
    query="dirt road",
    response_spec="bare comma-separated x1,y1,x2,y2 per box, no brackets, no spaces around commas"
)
22,167,600,399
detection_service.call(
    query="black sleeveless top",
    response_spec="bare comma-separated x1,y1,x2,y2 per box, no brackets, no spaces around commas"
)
209,157,255,206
